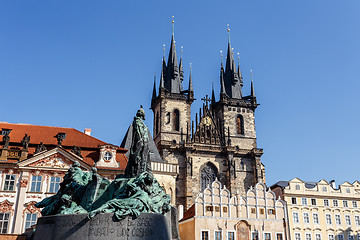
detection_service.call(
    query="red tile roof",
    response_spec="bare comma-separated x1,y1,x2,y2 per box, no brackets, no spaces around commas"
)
0,122,127,169
0,122,108,147
180,204,195,222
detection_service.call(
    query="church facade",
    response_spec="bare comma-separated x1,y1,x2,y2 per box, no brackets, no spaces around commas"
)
151,27,266,210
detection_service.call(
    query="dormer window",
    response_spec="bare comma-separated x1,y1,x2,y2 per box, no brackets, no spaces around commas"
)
1,129,12,136
97,144,118,168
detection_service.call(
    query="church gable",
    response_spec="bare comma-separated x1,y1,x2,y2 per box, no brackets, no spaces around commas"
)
192,105,221,145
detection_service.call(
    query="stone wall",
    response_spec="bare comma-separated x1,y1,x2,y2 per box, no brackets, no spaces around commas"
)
154,98,191,146
219,105,257,149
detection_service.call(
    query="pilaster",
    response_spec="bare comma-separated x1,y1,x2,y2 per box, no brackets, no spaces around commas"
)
13,171,29,234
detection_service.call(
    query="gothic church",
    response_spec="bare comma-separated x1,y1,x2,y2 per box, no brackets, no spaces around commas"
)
151,26,266,210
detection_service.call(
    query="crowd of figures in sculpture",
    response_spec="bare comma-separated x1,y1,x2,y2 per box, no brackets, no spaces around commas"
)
35,107,171,220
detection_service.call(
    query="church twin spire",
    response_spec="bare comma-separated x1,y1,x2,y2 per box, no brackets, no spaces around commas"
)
153,22,255,104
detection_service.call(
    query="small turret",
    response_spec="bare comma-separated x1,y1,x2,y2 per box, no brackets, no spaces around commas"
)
179,46,184,82
220,60,227,100
250,69,256,99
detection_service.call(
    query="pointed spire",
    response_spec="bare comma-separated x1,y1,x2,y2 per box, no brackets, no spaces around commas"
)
163,44,166,60
219,50,226,96
220,62,226,95
160,60,165,89
237,53,243,85
250,69,255,98
167,17,179,71
189,63,193,92
179,46,184,80
152,74,157,99
211,82,216,105
225,27,235,76
223,26,242,99
172,16,175,37
162,16,182,94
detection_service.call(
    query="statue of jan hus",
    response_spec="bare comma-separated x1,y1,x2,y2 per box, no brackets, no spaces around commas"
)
124,106,152,177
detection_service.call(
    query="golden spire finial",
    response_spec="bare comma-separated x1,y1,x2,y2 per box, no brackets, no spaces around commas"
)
227,24,231,44
172,16,175,36
220,50,223,64
163,43,165,58
181,46,183,58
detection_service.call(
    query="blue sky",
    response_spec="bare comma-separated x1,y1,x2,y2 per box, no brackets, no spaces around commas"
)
1,1,359,187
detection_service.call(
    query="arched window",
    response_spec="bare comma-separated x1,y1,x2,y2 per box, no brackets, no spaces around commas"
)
236,115,244,135
200,162,218,191
155,112,159,135
173,109,180,131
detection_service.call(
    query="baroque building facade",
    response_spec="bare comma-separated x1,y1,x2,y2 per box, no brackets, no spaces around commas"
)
151,27,266,210
271,178,360,240
0,122,178,236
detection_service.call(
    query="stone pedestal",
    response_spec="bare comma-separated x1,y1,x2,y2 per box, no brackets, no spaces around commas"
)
0,149,7,160
20,149,28,160
31,212,178,240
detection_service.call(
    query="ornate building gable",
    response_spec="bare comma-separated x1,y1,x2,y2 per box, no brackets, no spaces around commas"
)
191,180,285,220
180,181,288,240
191,103,222,145
17,147,92,171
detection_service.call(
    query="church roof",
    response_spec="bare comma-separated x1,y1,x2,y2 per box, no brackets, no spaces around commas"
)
120,123,164,163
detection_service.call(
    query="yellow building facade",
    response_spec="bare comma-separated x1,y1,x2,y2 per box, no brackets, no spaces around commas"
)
179,180,288,240
271,178,360,240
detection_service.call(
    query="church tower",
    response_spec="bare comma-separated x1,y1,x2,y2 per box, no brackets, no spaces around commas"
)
211,29,265,197
151,25,265,210
150,20,194,162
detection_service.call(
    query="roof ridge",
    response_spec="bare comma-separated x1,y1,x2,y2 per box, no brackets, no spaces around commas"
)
70,128,108,145
0,122,74,129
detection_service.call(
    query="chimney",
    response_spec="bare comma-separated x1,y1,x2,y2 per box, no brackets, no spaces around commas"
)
84,128,92,136
330,180,336,189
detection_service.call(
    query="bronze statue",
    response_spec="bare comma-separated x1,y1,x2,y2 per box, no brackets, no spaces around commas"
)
71,145,82,158
2,133,10,149
125,106,152,178
35,142,47,154
21,134,30,151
